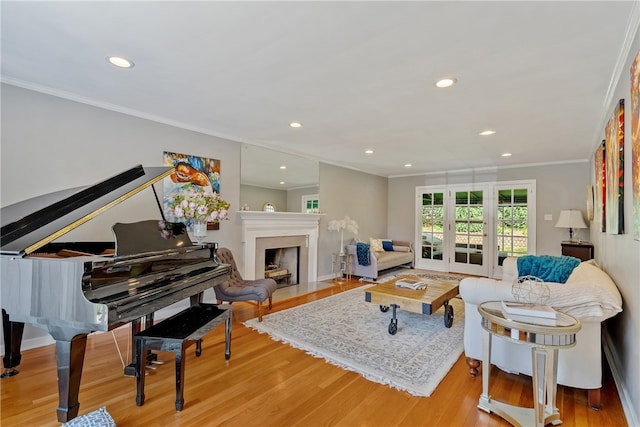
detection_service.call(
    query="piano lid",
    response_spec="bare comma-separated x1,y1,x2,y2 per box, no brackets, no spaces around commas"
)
1,165,174,256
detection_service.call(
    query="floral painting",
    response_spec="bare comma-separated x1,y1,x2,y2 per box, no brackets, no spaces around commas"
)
595,141,606,232
605,99,624,235
162,151,225,230
631,49,640,241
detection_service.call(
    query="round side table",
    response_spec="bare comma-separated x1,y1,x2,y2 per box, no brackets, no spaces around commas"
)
477,301,581,427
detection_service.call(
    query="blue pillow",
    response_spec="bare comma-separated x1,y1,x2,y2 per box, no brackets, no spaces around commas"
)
382,240,393,251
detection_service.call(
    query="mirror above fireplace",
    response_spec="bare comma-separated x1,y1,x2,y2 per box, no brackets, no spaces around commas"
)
240,144,319,213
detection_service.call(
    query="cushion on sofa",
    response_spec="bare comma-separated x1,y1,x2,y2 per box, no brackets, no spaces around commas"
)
370,238,389,252
382,240,394,251
465,258,623,322
554,261,623,321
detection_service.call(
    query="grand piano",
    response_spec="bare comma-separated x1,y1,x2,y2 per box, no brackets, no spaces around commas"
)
0,165,232,422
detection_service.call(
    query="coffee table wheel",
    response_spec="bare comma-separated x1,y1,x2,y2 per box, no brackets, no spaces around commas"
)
444,303,454,328
388,319,398,335
380,305,390,313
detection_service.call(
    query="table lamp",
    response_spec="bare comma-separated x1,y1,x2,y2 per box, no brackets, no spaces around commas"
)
555,209,587,242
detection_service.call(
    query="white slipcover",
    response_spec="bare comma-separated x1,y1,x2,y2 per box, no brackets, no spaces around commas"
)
459,257,622,391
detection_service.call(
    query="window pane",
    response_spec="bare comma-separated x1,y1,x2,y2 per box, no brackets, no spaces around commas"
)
456,192,468,204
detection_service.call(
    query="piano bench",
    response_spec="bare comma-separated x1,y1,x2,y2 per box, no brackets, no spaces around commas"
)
134,303,232,411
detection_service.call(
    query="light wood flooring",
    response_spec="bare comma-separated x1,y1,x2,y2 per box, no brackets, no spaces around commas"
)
0,278,628,426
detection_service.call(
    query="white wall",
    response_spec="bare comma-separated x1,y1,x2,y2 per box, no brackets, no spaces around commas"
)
589,28,640,425
1,83,243,348
286,186,319,213
388,162,590,256
239,184,286,213
318,163,387,278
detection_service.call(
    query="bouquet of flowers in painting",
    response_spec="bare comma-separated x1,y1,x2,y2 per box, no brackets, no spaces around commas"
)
164,186,230,224
162,151,230,232
166,186,230,222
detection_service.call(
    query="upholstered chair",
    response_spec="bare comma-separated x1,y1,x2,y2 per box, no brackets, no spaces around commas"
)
214,248,277,321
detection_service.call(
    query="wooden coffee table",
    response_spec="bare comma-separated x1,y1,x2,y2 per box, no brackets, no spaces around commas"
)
364,274,460,335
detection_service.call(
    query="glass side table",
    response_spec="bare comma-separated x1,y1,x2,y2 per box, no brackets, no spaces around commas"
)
331,253,353,283
477,301,581,427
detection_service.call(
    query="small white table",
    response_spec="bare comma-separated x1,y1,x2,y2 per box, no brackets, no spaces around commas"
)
477,301,581,427
331,252,353,283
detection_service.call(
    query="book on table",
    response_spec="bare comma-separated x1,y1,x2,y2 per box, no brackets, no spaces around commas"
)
501,301,557,319
395,278,426,290
501,310,558,326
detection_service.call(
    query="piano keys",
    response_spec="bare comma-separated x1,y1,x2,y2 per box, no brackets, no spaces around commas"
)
0,165,231,422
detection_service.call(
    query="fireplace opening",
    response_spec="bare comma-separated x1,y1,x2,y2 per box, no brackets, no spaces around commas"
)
255,235,309,285
265,247,299,288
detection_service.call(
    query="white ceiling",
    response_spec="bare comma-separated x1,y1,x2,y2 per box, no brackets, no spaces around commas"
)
2,1,638,189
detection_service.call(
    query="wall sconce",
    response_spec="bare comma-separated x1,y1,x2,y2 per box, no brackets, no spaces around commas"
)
555,210,587,242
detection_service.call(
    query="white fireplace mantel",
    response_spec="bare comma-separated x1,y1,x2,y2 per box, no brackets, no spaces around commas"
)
238,211,322,281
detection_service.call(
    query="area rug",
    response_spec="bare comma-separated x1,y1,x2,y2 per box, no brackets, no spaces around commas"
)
377,268,470,284
243,285,465,397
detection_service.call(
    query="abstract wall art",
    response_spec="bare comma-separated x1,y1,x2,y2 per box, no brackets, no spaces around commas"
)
595,141,606,232
605,99,624,235
631,49,640,241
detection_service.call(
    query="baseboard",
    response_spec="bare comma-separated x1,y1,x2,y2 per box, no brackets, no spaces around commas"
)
602,327,639,427
0,334,55,355
317,273,334,282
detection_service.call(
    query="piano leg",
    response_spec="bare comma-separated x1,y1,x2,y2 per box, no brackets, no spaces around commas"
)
124,315,157,377
1,309,24,378
55,333,88,423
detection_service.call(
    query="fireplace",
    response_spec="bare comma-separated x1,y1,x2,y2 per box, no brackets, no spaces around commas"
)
264,246,299,287
238,211,321,283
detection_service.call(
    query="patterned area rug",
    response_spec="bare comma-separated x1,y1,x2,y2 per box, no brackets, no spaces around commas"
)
244,285,465,397
376,268,470,284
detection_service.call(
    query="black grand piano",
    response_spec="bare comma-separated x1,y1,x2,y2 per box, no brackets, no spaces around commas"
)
0,165,232,422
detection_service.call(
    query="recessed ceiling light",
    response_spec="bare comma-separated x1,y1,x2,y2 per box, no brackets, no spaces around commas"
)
280,181,285,185
289,122,302,128
479,130,496,136
365,149,374,155
404,163,412,168
434,77,457,88
107,56,134,69
279,165,287,170
501,153,512,157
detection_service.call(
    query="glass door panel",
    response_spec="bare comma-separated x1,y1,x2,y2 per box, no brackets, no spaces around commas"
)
496,187,530,266
416,190,446,270
451,189,487,275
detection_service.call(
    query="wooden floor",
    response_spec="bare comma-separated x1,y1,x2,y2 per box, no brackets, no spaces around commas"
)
0,279,628,426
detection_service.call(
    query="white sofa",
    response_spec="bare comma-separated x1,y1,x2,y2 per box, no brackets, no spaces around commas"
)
345,240,414,280
459,257,622,408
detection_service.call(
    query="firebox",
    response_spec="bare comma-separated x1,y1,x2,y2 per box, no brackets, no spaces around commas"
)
265,247,299,287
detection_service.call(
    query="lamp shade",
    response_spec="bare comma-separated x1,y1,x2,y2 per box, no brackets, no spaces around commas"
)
555,210,587,229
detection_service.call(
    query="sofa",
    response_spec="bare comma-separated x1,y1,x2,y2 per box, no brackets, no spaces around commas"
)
459,257,622,409
345,239,414,280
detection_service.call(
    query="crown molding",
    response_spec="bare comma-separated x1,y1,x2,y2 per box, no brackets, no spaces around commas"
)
591,0,640,155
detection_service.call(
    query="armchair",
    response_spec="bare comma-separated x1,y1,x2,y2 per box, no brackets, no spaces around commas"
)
459,257,622,409
214,248,277,321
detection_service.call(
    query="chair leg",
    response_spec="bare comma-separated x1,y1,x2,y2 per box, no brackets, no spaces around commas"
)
257,301,263,322
268,296,273,310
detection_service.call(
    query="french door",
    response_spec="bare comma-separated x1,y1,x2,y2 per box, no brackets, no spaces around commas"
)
415,181,535,278
415,184,489,276
449,185,490,276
